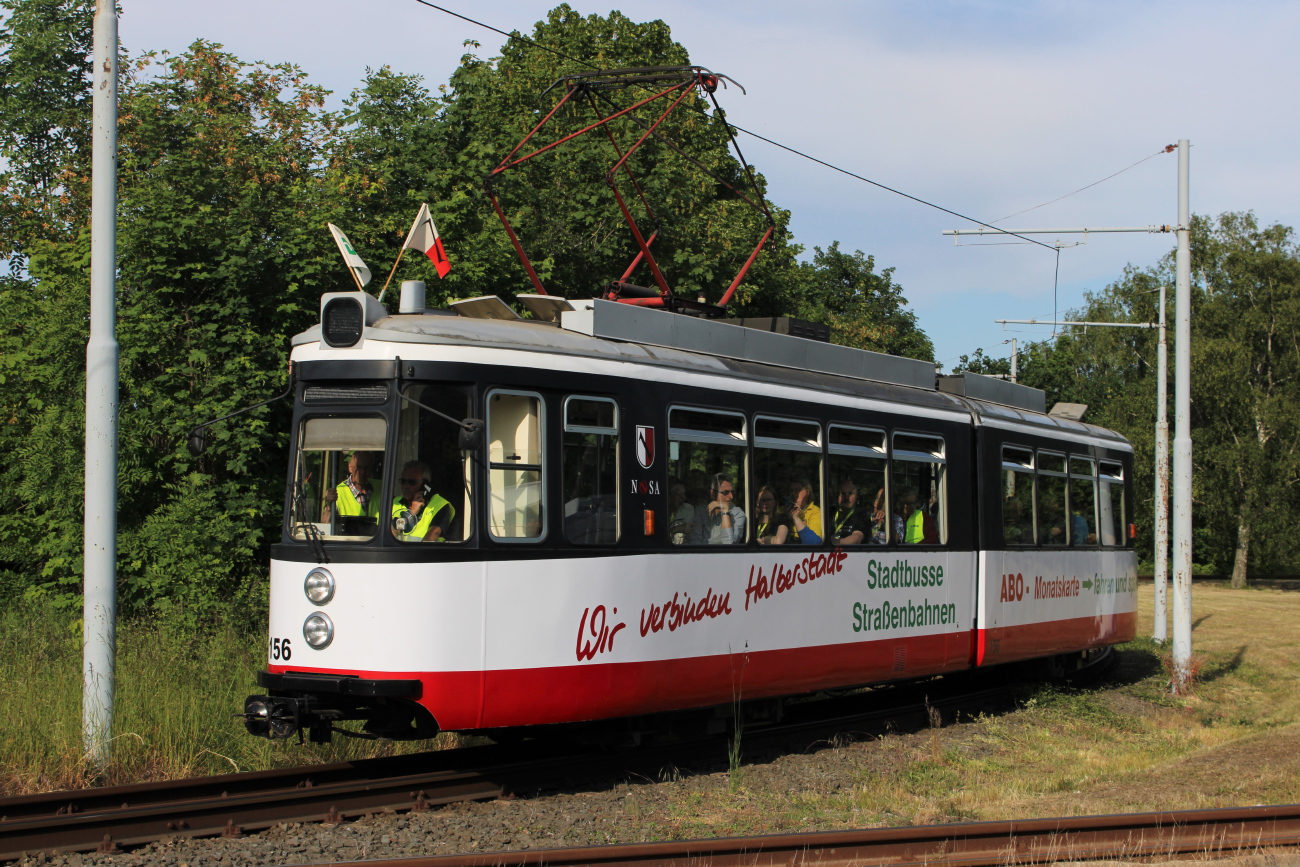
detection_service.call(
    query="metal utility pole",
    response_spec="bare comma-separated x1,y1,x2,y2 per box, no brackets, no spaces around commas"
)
1153,285,1170,643
1171,140,1193,690
84,0,119,769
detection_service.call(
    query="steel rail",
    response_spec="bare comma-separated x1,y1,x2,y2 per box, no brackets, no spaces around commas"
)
320,803,1300,867
0,660,1076,859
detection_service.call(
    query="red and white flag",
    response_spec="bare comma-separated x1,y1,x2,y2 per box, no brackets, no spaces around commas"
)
402,203,451,278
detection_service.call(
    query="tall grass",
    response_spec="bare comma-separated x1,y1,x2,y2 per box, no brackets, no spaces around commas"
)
0,603,444,795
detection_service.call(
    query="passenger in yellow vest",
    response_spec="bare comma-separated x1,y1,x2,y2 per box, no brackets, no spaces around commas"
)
904,492,925,544
392,460,455,543
901,490,940,544
322,451,380,524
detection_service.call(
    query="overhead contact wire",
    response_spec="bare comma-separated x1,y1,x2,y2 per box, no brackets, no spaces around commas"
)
991,147,1174,225
410,0,1058,253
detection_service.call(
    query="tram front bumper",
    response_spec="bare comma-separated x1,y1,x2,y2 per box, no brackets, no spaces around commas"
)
245,671,431,742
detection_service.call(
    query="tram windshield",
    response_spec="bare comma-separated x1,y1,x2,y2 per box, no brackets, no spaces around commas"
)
290,416,388,542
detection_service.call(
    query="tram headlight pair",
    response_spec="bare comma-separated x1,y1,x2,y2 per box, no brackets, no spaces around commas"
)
302,568,335,650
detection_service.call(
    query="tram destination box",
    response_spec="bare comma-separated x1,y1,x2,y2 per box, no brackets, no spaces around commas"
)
937,373,1046,414
560,300,935,390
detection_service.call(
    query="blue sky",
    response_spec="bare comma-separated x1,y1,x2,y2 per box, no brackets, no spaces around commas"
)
120,0,1300,366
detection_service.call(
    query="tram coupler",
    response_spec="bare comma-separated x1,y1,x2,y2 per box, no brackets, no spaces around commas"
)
242,694,307,740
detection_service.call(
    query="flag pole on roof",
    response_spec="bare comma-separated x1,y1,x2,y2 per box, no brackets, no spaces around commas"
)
379,204,452,304
327,223,372,292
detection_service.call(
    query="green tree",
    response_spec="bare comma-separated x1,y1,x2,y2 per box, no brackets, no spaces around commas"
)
0,39,349,620
951,347,1012,377
784,242,934,359
331,5,801,312
1189,212,1300,586
0,0,95,261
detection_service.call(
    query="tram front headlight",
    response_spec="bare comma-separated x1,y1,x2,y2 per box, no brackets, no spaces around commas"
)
303,567,335,606
303,612,334,649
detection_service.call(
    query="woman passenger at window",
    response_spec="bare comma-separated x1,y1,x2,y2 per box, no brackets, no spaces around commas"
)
755,485,790,545
788,480,823,545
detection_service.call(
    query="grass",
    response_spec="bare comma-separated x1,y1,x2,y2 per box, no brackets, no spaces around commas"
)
0,603,448,796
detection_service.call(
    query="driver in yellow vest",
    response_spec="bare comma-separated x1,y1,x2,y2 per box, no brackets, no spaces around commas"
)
393,460,455,543
322,450,381,524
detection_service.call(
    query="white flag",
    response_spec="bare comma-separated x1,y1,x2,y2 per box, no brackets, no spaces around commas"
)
327,223,372,287
402,203,451,278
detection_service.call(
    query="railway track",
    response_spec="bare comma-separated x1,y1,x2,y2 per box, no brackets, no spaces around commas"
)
0,670,1019,860
321,803,1300,867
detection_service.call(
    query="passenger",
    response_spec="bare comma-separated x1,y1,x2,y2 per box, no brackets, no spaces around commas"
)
690,474,746,544
322,450,381,524
1069,508,1093,547
668,482,695,545
788,480,823,545
392,460,454,542
921,491,940,544
891,491,907,543
902,490,927,544
830,479,867,545
754,485,791,545
869,487,888,544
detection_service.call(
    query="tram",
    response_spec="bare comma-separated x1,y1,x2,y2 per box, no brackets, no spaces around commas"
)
238,288,1137,743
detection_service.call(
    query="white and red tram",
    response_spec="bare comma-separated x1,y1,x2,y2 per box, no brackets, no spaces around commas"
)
244,291,1137,742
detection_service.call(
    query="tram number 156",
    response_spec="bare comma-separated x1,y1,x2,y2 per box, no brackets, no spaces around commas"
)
270,637,292,661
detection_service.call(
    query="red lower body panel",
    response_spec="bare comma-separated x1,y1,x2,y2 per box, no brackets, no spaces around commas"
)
270,629,974,731
976,610,1136,667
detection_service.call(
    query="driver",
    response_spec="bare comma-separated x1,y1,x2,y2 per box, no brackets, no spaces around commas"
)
392,459,454,542
322,450,381,524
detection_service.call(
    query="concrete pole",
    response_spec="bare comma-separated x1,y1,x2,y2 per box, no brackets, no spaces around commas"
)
1153,284,1169,643
1010,338,1018,383
83,0,119,768
1171,139,1193,690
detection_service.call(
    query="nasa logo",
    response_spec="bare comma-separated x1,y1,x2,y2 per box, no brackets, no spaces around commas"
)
636,425,655,469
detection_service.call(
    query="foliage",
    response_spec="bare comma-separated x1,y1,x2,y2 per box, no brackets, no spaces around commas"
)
0,0,95,260
785,242,933,359
332,5,801,312
0,24,352,620
951,347,1011,377
0,2,935,618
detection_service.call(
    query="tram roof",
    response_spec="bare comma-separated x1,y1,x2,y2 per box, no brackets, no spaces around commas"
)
294,301,1130,451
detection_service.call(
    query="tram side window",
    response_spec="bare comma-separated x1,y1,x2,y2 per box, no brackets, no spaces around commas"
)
1098,461,1125,547
488,391,545,541
753,416,824,545
891,433,946,545
1037,452,1068,546
392,383,470,543
291,416,388,542
1069,457,1098,546
668,408,747,545
828,425,888,545
563,397,619,545
1001,445,1035,546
